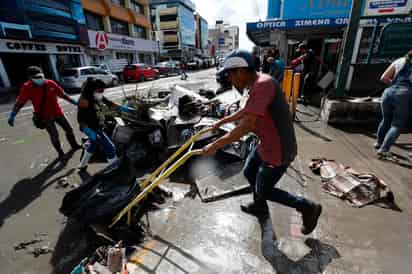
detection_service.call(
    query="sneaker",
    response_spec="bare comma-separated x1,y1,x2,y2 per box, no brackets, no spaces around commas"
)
377,149,392,158
240,202,269,216
374,142,381,150
300,203,322,235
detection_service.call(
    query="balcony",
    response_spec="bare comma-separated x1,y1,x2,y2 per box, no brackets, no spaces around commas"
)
159,7,178,16
163,34,178,43
160,21,178,30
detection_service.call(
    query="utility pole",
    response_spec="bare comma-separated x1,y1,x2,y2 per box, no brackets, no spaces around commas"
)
335,0,363,97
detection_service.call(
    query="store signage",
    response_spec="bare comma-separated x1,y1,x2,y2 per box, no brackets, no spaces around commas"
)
0,39,84,54
95,31,109,50
247,17,349,31
282,0,352,20
363,0,412,16
88,30,157,52
247,15,412,32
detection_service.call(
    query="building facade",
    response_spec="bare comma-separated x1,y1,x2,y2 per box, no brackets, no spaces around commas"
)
194,13,209,58
209,20,239,58
82,0,157,72
150,0,197,60
0,0,88,91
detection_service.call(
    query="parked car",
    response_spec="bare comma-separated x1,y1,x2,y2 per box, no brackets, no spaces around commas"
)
60,66,119,92
123,63,159,82
153,61,181,76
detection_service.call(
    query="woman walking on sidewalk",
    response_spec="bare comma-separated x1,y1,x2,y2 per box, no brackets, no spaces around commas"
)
203,50,322,235
375,49,412,157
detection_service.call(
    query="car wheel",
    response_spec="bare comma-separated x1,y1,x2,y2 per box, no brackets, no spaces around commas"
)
111,78,118,87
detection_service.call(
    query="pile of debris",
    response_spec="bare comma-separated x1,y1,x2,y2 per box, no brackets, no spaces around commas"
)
64,85,256,273
309,158,394,207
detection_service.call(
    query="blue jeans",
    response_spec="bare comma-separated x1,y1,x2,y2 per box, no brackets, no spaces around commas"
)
86,130,116,159
243,147,310,211
376,86,412,152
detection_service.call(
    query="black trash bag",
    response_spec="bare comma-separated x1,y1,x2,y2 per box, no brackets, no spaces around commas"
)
60,158,141,225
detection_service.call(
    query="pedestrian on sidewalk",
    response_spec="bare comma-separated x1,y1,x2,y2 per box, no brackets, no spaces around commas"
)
375,49,412,157
203,49,322,235
7,66,81,159
268,49,285,82
77,78,135,171
181,58,188,80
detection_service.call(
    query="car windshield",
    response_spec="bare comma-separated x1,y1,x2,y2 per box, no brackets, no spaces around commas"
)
157,62,168,67
61,69,78,77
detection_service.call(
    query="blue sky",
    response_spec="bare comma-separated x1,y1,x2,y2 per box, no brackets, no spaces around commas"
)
192,0,267,50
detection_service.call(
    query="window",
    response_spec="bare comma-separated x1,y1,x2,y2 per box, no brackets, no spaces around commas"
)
116,52,134,63
134,25,146,39
85,11,103,31
111,18,129,35
111,0,125,7
130,1,144,14
80,68,94,76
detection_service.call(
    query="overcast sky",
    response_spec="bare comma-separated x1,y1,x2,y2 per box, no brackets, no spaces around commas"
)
192,0,267,50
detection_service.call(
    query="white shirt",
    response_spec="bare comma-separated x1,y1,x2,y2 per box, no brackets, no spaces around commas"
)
391,57,412,80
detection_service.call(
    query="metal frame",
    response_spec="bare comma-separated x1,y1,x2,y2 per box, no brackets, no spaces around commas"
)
110,127,212,227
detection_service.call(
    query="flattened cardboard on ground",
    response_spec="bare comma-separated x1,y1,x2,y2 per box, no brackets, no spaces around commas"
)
195,162,251,202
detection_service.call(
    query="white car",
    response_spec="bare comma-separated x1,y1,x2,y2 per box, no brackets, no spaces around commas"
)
60,66,119,92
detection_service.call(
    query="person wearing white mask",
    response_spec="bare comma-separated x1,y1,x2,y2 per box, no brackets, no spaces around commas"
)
77,78,135,171
7,66,81,159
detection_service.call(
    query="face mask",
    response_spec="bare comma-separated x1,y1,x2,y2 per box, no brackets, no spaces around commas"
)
94,93,103,101
32,78,45,86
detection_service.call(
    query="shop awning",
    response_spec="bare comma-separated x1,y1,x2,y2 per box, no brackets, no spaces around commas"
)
246,17,349,46
247,16,412,47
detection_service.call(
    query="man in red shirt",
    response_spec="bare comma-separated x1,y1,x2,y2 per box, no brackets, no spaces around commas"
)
203,50,322,235
8,66,81,159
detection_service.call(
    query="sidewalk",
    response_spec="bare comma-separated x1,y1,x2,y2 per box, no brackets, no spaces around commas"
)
127,105,412,274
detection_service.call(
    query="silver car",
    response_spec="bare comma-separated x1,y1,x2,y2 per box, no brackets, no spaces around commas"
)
60,66,119,91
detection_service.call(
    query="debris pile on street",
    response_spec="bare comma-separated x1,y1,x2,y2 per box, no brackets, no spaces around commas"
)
14,233,53,257
61,85,259,273
309,158,394,207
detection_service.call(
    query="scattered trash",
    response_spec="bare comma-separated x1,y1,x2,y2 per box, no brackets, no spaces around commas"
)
71,243,129,274
14,239,43,251
57,177,70,188
309,159,394,207
14,233,49,256
30,245,54,257
107,246,123,273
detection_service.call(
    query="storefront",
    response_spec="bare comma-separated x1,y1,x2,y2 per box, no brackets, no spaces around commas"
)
86,30,157,73
0,39,86,91
248,0,412,95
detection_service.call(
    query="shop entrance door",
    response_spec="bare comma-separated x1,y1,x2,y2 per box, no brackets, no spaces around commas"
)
0,53,51,89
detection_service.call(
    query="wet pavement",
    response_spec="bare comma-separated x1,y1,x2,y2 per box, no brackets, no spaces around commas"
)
0,69,411,273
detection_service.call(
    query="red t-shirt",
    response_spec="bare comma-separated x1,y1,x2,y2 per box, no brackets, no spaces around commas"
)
244,73,297,166
17,79,65,120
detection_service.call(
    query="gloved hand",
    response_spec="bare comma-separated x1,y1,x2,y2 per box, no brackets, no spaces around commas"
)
82,127,97,142
117,105,135,113
70,98,79,106
7,111,16,127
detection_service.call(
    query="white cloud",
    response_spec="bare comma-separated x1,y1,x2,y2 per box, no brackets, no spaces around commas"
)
192,0,267,50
